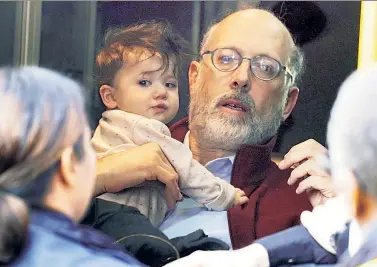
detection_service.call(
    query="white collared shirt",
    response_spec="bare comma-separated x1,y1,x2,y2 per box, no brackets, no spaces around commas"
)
159,131,235,248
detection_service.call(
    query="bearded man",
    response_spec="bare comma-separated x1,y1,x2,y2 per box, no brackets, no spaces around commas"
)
159,8,313,249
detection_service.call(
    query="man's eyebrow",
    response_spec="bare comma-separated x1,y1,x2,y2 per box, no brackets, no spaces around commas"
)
256,53,282,62
217,46,279,61
207,45,242,55
218,45,243,54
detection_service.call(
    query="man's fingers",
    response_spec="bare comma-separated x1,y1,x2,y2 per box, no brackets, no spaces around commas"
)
279,139,327,170
145,143,182,204
153,158,182,201
157,147,176,171
147,142,177,174
296,175,328,194
279,157,300,170
287,159,328,185
287,161,310,185
154,165,182,201
164,187,177,211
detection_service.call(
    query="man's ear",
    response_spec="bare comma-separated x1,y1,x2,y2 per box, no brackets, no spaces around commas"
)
188,61,201,95
283,87,299,120
99,85,117,109
59,146,77,189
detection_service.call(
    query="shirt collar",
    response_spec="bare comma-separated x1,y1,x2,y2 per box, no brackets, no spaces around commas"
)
183,131,236,166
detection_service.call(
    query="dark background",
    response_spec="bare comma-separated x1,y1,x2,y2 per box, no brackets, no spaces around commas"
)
0,1,361,153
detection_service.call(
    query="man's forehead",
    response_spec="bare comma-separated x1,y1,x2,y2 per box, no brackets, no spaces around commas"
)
206,9,294,61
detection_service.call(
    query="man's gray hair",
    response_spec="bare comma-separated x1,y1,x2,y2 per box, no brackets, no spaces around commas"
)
327,64,377,199
287,46,304,88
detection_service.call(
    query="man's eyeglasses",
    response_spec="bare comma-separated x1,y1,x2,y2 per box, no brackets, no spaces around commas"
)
201,48,293,82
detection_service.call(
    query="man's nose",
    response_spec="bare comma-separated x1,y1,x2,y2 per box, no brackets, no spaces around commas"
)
230,60,251,93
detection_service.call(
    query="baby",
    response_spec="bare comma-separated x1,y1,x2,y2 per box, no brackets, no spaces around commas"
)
92,21,248,227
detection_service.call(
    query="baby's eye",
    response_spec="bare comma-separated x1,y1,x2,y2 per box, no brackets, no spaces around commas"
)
139,80,152,87
166,82,177,89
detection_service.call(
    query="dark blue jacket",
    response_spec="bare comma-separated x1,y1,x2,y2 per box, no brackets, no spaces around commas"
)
340,224,377,267
10,208,144,267
255,224,352,266
81,198,229,267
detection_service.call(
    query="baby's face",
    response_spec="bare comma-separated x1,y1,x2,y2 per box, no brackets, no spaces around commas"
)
113,51,179,124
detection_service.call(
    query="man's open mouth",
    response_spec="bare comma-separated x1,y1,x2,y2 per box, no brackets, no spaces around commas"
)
220,100,249,112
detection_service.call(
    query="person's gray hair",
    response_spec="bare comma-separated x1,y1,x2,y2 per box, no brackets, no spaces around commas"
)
327,64,377,199
0,66,88,264
199,9,305,90
286,46,304,89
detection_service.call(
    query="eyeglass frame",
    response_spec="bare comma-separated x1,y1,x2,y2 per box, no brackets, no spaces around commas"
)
200,48,293,82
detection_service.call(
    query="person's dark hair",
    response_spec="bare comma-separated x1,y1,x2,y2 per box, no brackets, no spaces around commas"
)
0,66,88,264
95,20,188,87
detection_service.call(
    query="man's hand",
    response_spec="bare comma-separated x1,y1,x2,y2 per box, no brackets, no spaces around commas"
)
278,139,336,207
300,196,352,255
95,142,182,209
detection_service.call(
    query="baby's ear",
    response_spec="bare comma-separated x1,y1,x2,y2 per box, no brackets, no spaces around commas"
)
99,85,117,109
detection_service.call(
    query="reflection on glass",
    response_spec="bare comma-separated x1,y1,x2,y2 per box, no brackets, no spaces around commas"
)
0,2,16,66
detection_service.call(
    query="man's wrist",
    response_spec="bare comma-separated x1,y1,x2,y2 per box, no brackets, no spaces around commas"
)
93,162,108,197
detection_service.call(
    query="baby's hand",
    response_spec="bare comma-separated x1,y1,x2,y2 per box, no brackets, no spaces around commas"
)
233,188,249,207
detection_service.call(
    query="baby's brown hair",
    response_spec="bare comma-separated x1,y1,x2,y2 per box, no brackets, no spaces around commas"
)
95,20,188,87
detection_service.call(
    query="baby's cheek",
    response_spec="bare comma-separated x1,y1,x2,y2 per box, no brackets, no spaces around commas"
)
170,94,180,111
172,102,180,117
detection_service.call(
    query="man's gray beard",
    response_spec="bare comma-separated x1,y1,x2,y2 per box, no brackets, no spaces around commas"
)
189,91,286,151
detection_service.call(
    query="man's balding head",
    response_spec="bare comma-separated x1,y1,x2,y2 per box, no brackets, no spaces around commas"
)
200,8,303,87
201,9,294,52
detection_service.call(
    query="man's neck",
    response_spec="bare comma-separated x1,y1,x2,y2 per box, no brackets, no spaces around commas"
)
189,131,236,165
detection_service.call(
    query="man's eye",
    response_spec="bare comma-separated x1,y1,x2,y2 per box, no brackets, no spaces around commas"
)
259,64,275,73
166,82,177,89
139,80,152,87
219,56,234,64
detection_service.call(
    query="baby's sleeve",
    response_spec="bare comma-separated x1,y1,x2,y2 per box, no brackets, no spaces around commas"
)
132,118,236,210
179,159,237,211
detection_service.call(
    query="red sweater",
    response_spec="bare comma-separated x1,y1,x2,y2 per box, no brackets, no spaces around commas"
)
169,117,312,249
